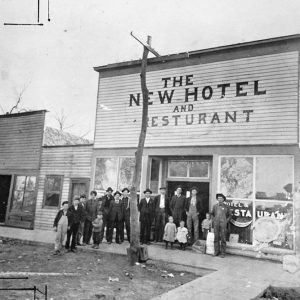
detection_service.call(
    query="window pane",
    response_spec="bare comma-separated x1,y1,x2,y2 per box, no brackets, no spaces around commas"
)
94,157,118,191
226,199,253,244
45,176,62,192
25,176,36,191
189,161,209,178
118,157,135,191
23,191,36,212
11,190,24,211
256,157,293,200
255,201,293,249
15,176,26,191
169,161,188,177
150,158,160,194
45,192,60,207
220,157,253,199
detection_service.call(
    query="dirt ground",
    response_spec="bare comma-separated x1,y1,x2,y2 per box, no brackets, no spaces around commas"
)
253,285,300,300
0,240,200,300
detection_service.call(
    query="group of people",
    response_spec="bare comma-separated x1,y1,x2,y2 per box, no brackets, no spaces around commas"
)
53,185,231,258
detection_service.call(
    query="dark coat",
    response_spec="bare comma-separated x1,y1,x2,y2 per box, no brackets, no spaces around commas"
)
85,198,99,221
154,194,171,216
170,194,186,213
68,205,85,227
122,196,130,219
101,194,114,216
79,202,87,222
138,197,155,221
185,196,204,214
53,209,71,227
109,199,124,221
211,202,231,225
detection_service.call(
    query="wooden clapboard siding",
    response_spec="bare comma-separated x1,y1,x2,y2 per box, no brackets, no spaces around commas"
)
34,145,92,230
0,111,46,171
94,51,299,148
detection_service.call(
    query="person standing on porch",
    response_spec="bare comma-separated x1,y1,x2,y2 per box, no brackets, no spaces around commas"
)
211,193,231,258
154,187,170,242
139,188,155,245
100,187,114,243
170,186,186,227
82,191,99,246
76,194,87,246
185,186,203,243
121,188,130,243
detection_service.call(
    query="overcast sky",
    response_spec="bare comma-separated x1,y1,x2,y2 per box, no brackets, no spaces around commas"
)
0,0,300,139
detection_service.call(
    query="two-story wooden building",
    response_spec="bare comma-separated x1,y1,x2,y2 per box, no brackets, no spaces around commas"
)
92,34,300,256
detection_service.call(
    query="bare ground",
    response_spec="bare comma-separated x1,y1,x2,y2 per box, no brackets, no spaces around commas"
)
0,240,200,300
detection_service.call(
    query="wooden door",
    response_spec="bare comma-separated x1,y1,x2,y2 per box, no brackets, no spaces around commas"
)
0,175,12,223
69,178,90,204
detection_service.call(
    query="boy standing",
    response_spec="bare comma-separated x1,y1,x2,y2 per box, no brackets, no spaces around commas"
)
76,194,87,246
211,193,231,258
202,213,212,240
92,214,103,249
53,201,70,255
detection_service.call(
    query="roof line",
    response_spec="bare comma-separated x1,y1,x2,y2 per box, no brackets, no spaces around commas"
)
43,143,94,148
0,110,48,119
94,33,300,72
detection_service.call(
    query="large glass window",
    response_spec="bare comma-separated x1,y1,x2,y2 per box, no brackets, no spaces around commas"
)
94,157,135,192
219,155,294,249
168,160,209,179
150,158,160,194
10,176,36,213
43,175,63,207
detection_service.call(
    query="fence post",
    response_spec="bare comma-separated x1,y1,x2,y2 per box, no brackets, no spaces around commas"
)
45,285,48,300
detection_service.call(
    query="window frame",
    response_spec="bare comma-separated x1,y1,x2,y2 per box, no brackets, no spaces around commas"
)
43,175,64,209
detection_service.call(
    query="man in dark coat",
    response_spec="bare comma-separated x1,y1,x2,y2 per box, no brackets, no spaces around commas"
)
76,194,87,246
82,191,99,245
211,193,231,258
66,196,85,252
138,188,155,245
107,191,124,244
121,188,130,242
154,187,170,242
170,186,186,227
185,187,203,242
100,187,114,243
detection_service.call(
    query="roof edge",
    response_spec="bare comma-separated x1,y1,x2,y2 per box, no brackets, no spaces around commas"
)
0,110,48,119
94,33,300,72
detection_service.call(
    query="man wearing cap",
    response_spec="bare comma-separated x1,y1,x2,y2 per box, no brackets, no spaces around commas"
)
211,193,231,258
185,187,203,243
138,188,155,245
100,187,114,243
83,191,99,246
170,186,186,227
154,187,170,242
76,194,87,246
121,188,130,243
66,196,85,252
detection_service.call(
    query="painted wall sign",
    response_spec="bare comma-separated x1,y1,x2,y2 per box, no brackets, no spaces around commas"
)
95,51,298,148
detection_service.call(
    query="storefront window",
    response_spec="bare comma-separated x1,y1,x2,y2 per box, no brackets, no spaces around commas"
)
190,161,209,178
169,161,188,177
220,157,253,199
150,158,160,194
94,157,118,191
44,175,63,207
256,157,293,200
118,157,135,191
11,176,37,212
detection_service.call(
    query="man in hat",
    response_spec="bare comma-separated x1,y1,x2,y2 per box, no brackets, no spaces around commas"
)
121,188,130,243
138,188,155,245
76,194,87,246
211,193,231,258
83,191,99,246
100,187,114,243
154,187,170,242
185,186,203,243
170,186,186,227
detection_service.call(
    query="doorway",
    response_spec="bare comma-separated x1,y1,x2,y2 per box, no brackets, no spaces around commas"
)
0,175,12,223
69,178,90,204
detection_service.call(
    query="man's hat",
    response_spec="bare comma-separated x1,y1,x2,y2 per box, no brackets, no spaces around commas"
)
62,201,69,206
190,186,199,192
114,191,122,196
143,188,152,194
73,196,80,201
106,187,113,192
159,187,166,190
176,185,183,190
122,187,130,193
80,194,86,199
216,193,226,201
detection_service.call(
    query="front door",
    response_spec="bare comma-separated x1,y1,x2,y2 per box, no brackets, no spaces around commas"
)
0,175,12,223
69,178,90,204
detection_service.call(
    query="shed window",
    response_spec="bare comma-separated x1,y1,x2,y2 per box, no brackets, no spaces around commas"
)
44,175,63,207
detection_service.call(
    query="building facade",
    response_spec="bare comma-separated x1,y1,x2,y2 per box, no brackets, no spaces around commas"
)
93,35,300,254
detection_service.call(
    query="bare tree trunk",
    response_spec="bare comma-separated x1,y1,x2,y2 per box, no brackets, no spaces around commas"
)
128,46,149,265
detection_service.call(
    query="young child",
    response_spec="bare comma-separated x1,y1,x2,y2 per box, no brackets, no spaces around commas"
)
53,201,69,255
176,220,188,250
163,216,177,249
201,213,212,240
92,214,103,249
